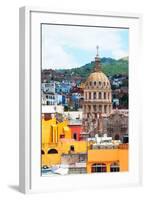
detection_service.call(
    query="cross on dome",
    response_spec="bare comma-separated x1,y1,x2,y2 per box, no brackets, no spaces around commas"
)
96,45,99,56
94,45,101,72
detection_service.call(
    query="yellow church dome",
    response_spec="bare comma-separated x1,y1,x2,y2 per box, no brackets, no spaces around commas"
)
85,45,111,89
85,71,111,89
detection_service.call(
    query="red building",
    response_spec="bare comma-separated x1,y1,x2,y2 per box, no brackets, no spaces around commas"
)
69,124,82,141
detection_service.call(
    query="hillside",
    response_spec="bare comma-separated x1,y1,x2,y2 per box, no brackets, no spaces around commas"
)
56,57,128,79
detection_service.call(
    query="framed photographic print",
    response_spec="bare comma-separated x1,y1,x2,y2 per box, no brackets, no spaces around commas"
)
19,7,142,193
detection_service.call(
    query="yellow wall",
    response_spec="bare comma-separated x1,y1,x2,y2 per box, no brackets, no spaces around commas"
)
41,141,87,167
41,118,73,167
88,149,119,162
87,149,128,173
118,149,129,171
42,143,61,166
42,118,56,144
58,141,87,154
42,118,71,145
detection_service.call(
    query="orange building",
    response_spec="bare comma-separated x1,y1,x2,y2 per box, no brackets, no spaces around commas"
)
87,144,128,173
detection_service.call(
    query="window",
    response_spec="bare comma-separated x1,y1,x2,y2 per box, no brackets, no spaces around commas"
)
104,105,107,113
91,163,107,173
99,105,102,112
94,81,96,86
60,134,65,139
115,134,120,140
99,81,102,86
48,149,58,154
104,92,106,99
123,134,128,143
45,83,49,87
108,93,110,99
70,145,75,152
41,150,45,155
93,105,96,111
93,92,96,99
89,92,91,99
99,92,102,99
110,163,120,172
73,133,77,140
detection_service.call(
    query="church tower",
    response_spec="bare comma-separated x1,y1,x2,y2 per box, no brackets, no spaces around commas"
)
81,46,112,140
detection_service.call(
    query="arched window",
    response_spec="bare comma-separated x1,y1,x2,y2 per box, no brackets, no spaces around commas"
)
48,149,58,154
104,92,106,99
94,81,96,86
93,92,96,99
73,133,77,140
110,163,120,172
41,150,45,155
99,81,102,86
99,92,102,99
93,105,96,111
89,92,91,99
91,163,107,173
70,145,75,152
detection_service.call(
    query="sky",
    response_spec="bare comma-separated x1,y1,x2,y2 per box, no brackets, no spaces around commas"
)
42,24,129,69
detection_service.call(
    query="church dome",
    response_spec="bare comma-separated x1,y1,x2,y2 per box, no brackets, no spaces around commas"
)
85,71,111,89
85,46,111,90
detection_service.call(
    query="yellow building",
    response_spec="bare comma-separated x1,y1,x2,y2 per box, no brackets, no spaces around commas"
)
87,144,128,173
41,117,128,174
42,117,71,167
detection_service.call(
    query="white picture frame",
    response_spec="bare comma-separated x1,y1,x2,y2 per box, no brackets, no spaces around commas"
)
19,6,143,194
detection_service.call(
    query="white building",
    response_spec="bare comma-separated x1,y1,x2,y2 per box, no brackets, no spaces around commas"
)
42,82,55,93
42,91,57,105
42,105,64,114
